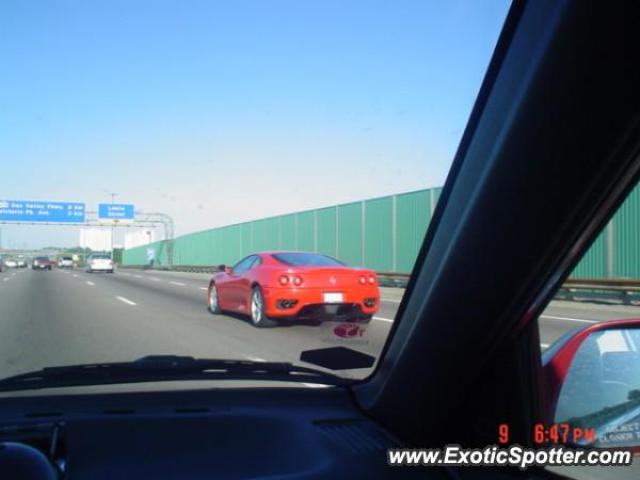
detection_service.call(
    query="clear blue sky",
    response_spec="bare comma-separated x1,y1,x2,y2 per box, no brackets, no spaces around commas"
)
0,0,510,248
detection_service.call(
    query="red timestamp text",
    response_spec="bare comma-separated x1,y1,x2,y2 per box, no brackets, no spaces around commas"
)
498,423,596,445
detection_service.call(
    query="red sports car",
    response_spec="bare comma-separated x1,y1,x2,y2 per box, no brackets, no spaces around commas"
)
207,251,380,327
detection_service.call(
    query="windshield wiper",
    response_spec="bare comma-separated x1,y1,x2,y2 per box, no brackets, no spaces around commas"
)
0,355,350,392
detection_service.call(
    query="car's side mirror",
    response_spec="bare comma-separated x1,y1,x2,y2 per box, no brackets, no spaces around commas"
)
543,320,640,449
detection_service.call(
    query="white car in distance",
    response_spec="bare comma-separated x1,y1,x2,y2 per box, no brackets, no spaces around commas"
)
58,256,74,269
86,254,115,273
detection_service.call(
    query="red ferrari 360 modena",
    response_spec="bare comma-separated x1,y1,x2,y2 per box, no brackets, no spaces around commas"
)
207,251,380,327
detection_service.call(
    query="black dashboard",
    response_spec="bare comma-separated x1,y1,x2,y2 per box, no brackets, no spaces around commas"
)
0,386,443,479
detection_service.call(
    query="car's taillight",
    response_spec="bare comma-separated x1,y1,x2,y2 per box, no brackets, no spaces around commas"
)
359,275,367,285
278,275,289,285
368,275,375,284
292,275,303,286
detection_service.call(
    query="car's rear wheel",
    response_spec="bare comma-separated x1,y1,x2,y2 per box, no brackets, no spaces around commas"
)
208,284,222,314
250,286,276,328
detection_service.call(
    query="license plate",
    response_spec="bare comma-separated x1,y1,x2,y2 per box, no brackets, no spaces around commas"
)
323,292,344,303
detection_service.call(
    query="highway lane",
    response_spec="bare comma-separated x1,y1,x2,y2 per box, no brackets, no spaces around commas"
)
114,268,640,349
114,268,401,321
0,268,639,384
0,268,395,381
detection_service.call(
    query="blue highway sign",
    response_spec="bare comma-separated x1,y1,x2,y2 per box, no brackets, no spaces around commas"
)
98,203,135,221
0,200,86,223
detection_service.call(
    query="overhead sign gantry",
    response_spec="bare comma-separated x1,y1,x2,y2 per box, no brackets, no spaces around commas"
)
0,199,174,267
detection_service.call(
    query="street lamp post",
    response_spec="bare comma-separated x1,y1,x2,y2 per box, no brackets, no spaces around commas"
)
103,191,118,254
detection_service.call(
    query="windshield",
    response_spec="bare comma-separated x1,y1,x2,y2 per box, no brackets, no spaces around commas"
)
0,1,509,390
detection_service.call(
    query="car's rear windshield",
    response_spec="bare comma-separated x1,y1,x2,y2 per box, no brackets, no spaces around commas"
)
35,257,49,261
272,253,346,267
62,257,72,260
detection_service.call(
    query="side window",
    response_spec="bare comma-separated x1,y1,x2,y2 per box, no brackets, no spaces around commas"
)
232,256,255,274
250,256,262,269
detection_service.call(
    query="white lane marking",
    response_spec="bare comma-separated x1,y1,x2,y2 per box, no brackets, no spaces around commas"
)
11,273,16,276
116,296,137,306
373,316,394,323
121,272,131,276
199,287,208,291
72,274,78,278
149,277,161,282
540,315,597,324
86,281,95,286
381,297,401,303
170,281,186,286
3,278,9,282
134,274,143,279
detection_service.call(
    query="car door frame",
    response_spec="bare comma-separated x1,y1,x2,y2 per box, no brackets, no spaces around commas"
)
353,0,640,450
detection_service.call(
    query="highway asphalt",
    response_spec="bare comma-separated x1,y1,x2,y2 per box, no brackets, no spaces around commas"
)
0,267,639,383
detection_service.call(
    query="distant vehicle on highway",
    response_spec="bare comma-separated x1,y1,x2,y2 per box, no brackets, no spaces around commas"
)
3,259,17,268
58,256,74,269
32,257,53,271
86,254,114,273
207,251,380,327
15,255,27,268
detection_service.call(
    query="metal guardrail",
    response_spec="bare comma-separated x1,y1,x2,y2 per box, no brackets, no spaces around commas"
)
375,271,411,288
557,279,640,305
564,278,640,287
119,264,218,274
118,265,412,287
